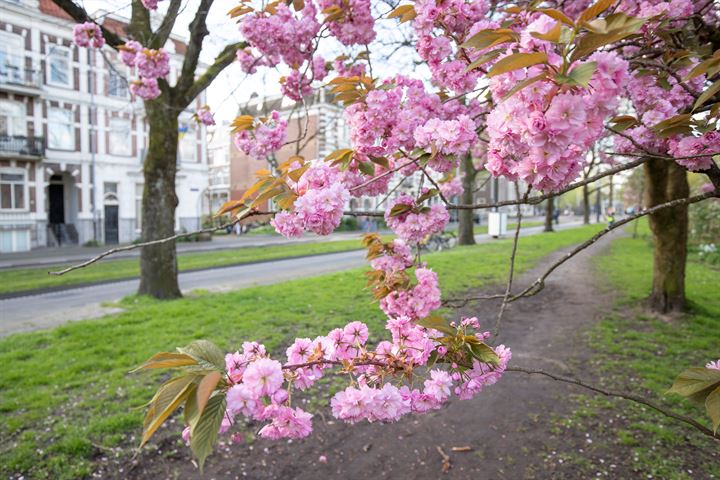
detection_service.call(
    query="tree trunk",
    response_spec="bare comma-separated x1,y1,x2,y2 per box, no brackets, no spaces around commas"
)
582,183,590,224
544,197,554,232
643,159,688,313
457,154,476,245
138,103,182,299
608,174,614,210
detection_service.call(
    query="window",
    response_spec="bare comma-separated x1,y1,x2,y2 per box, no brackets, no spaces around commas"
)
108,68,128,97
0,32,24,84
179,124,197,163
0,100,25,136
0,170,26,210
109,118,132,156
48,45,71,87
48,107,74,150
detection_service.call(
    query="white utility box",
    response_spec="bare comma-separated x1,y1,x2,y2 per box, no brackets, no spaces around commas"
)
488,212,507,237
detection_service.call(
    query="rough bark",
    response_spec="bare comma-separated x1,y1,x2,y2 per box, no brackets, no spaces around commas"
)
643,159,689,313
138,104,182,299
457,154,476,245
544,197,554,232
582,184,590,224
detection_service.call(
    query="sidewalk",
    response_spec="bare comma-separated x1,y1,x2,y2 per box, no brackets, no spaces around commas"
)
0,215,587,270
0,230,376,269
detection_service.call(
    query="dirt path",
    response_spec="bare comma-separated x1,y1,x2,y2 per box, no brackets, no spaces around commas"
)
110,230,621,480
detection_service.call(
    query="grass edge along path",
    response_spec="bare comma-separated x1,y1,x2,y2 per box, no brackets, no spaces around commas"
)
0,238,379,297
0,224,601,479
542,224,720,479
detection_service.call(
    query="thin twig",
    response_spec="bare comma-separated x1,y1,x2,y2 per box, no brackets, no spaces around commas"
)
507,366,718,440
508,188,719,302
48,209,384,276
494,183,528,336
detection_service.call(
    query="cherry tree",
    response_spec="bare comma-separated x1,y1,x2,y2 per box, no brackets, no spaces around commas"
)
60,0,720,469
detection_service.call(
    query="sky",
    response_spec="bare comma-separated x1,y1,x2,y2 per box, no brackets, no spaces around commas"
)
83,0,421,122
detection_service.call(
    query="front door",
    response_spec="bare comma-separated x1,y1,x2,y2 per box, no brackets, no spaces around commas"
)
48,183,64,224
104,205,119,244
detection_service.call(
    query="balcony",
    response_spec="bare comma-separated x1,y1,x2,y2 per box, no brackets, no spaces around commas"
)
0,136,45,159
0,57,42,95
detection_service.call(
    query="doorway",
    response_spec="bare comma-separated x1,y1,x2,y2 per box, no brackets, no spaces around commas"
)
104,204,119,244
48,182,65,224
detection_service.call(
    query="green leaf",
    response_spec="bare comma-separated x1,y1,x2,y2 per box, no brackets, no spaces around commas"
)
530,22,562,43
567,61,598,87
667,367,720,404
358,161,375,176
131,352,198,372
178,340,226,371
694,78,720,111
609,114,639,131
466,48,503,72
417,315,456,335
142,375,198,447
487,52,548,78
578,0,615,24
467,342,500,366
416,188,438,204
369,155,390,169
190,393,227,471
503,73,548,100
535,8,574,26
461,29,516,50
196,371,223,420
389,203,412,217
705,385,720,434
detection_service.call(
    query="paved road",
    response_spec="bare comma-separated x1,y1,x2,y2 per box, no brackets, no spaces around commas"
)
0,231,372,269
0,221,584,336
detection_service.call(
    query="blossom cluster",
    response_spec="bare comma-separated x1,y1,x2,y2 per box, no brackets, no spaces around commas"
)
485,24,630,191
111,41,171,101
319,0,376,46
141,0,162,9
195,106,216,127
380,268,442,321
668,131,720,172
707,359,720,370
193,314,511,442
384,194,450,243
72,22,104,49
271,161,349,238
233,111,288,160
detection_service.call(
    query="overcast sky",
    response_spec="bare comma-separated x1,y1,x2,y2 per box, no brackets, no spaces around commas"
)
83,0,422,122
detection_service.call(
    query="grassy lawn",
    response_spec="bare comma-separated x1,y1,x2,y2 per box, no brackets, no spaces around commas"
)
0,221,549,297
547,224,720,479
0,238,375,296
0,224,601,479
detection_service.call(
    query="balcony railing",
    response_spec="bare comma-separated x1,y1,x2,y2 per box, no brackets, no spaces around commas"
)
0,57,42,91
0,135,45,158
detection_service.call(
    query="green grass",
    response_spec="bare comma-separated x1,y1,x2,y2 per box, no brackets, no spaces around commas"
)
552,222,720,479
0,238,377,296
0,225,600,479
1,221,548,297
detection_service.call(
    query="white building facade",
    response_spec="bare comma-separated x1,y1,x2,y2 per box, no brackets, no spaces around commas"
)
0,0,209,252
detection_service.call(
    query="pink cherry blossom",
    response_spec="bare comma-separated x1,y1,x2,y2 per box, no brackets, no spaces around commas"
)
130,78,161,100
242,358,284,397
72,22,104,49
135,48,170,79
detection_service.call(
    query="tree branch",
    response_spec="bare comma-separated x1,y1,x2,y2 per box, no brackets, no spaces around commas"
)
507,188,719,302
150,0,184,49
176,41,246,109
507,366,718,440
174,0,214,100
49,0,125,48
449,157,649,210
